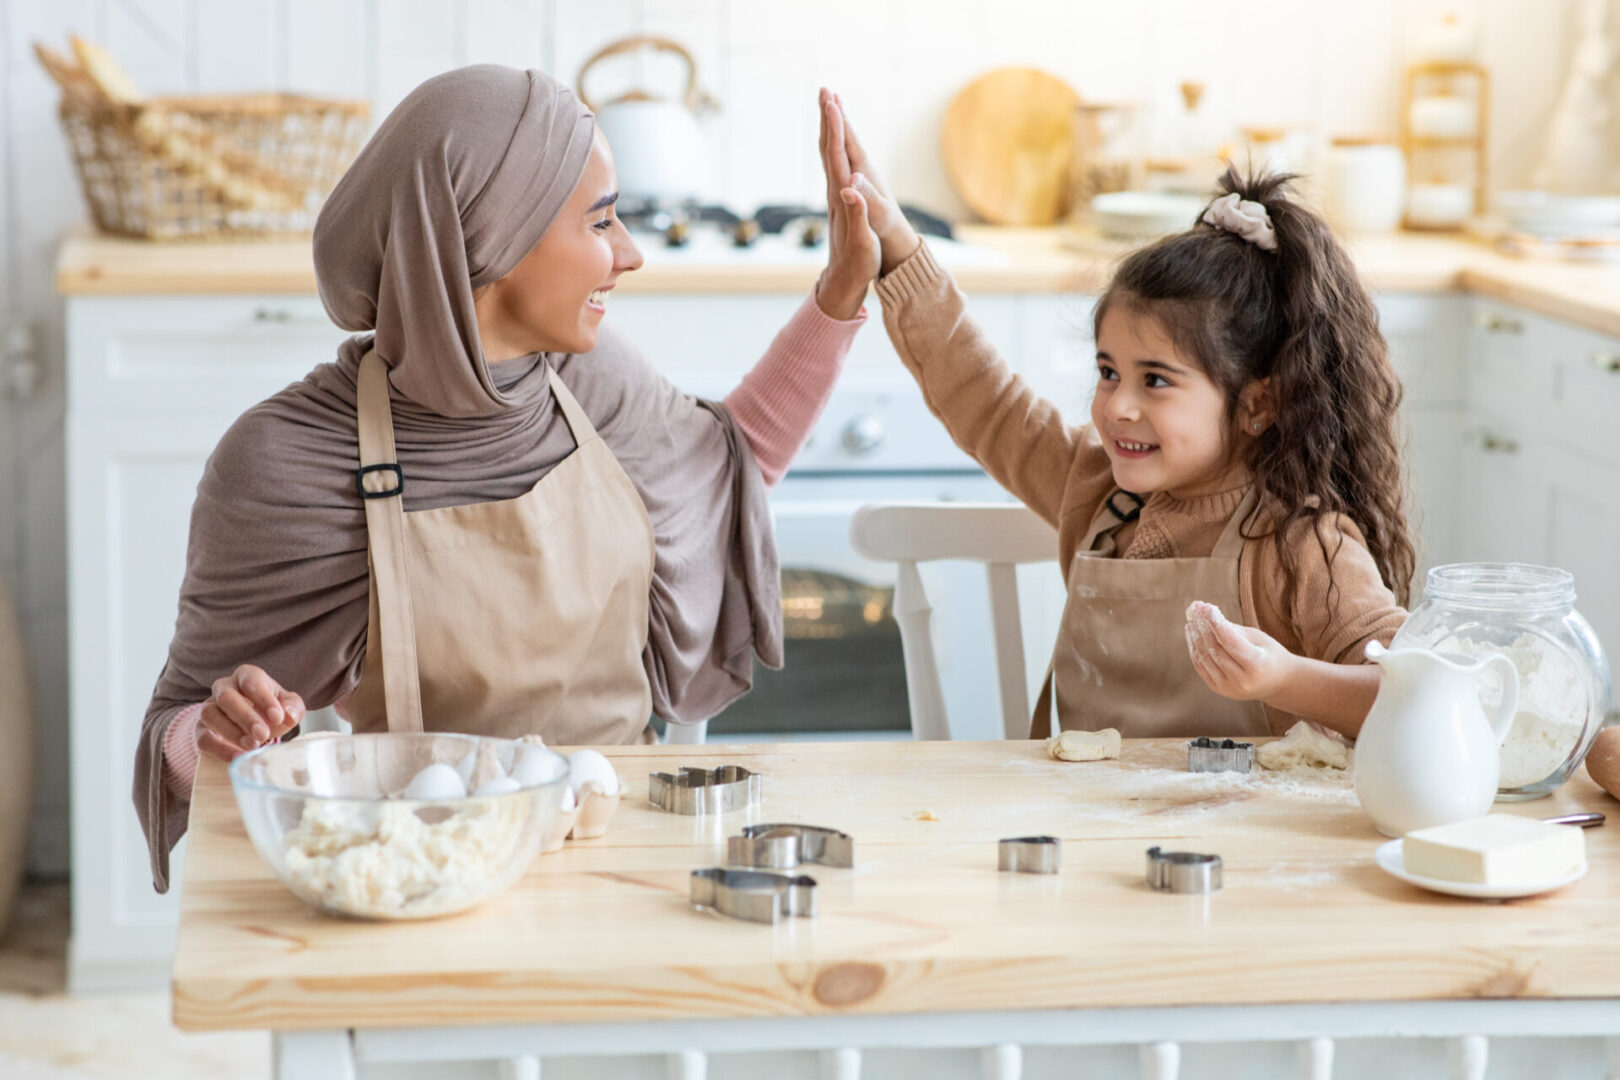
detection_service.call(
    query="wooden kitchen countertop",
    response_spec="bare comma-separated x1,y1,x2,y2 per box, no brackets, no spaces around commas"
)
57,223,1620,337
173,738,1620,1033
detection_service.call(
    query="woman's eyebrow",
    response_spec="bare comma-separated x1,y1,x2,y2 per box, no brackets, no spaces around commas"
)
587,191,618,212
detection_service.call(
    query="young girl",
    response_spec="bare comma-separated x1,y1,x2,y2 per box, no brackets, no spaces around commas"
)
822,94,1411,740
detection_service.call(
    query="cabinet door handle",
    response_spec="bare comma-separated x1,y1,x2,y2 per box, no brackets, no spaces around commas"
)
1589,351,1620,374
1474,309,1524,334
252,307,294,323
1480,432,1521,453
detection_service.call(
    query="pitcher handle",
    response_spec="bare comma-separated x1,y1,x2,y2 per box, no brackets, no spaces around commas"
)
1481,653,1521,747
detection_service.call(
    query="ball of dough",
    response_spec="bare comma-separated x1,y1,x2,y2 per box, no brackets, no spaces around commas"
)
1048,728,1121,761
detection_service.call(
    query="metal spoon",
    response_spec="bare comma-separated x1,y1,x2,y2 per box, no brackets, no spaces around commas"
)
1542,812,1605,828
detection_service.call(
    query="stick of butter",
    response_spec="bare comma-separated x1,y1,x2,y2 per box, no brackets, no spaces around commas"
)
1403,814,1585,885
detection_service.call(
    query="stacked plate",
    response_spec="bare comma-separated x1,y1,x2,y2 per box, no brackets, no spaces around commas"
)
1495,190,1620,261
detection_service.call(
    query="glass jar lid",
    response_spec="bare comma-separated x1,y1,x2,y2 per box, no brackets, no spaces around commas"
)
1423,562,1576,613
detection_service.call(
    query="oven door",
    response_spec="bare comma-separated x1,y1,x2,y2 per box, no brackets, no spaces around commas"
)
700,471,1036,741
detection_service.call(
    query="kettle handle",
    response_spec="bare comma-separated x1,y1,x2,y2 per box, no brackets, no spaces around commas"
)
1480,653,1521,747
577,35,701,113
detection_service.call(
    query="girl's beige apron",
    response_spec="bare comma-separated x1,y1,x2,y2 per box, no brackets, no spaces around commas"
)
347,350,657,743
1032,489,1270,740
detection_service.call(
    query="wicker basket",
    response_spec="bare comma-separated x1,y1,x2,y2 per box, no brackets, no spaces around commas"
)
58,92,370,240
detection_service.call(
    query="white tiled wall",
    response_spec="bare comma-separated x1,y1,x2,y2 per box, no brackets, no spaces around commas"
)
0,0,1594,876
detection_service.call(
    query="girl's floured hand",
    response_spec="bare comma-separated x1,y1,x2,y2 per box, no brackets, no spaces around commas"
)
1184,600,1295,702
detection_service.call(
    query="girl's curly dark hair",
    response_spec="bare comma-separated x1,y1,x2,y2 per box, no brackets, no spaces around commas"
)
1094,167,1415,606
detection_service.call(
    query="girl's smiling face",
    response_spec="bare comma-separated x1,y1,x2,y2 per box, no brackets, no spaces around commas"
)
474,129,644,361
1091,304,1253,498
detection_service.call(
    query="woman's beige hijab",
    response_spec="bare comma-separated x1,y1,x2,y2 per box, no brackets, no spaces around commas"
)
135,65,783,891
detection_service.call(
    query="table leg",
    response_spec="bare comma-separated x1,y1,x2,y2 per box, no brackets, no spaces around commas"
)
1139,1041,1179,1080
273,1031,355,1080
1298,1037,1333,1079
822,1046,861,1079
667,1049,706,1080
981,1042,1022,1080
1448,1035,1487,1080
497,1055,541,1080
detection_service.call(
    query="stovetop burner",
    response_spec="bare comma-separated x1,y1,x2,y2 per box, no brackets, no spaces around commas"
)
617,200,954,249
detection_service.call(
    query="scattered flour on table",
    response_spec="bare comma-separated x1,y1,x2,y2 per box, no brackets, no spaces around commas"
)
282,798,529,918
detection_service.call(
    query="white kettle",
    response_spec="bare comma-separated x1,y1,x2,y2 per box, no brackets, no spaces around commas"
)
577,36,717,207
1353,640,1520,837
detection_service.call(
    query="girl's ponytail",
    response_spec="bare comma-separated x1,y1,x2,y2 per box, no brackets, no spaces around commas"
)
1097,168,1416,606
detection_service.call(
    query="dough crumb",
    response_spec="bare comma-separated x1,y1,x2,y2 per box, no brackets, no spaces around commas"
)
1048,728,1122,761
910,809,940,822
1258,721,1352,771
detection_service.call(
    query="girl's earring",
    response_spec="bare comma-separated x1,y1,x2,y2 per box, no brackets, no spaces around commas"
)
1251,421,1262,433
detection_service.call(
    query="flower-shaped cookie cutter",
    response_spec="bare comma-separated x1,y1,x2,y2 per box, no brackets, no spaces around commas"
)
649,764,762,815
727,823,853,869
690,867,817,923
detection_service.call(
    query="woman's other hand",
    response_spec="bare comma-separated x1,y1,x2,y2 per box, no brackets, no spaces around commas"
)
199,664,305,762
826,91,920,276
815,87,878,319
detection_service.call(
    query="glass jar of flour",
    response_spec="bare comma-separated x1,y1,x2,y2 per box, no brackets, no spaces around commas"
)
1392,564,1612,799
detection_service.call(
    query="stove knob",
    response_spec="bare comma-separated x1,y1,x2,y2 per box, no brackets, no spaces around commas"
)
841,414,886,455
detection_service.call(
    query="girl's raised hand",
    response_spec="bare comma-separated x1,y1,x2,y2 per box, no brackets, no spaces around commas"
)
814,87,878,320
822,91,921,278
1184,600,1295,702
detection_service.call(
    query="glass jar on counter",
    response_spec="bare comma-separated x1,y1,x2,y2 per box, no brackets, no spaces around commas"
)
1391,563,1612,800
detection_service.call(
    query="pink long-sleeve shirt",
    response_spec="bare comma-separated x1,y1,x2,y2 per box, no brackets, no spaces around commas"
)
163,291,864,793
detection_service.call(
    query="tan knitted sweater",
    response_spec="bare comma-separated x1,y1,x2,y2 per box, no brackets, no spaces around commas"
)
875,243,1406,735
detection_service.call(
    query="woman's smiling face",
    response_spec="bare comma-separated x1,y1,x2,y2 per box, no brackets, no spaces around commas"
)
475,129,644,361
1090,304,1239,498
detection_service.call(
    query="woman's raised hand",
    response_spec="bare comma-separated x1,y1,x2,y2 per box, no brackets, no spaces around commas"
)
823,91,920,277
814,87,879,320
198,663,305,762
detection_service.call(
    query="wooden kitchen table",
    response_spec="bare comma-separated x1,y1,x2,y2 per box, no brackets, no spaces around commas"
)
173,740,1620,1079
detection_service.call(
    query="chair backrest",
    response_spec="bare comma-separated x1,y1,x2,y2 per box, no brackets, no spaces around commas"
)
850,502,1059,741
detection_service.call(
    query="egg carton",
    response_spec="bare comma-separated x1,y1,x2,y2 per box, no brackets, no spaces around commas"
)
518,736,625,854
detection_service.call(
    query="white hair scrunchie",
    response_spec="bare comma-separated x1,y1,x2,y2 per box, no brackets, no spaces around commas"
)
1202,192,1278,252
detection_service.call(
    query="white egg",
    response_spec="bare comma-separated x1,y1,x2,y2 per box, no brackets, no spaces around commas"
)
560,784,577,812
512,744,558,788
568,749,619,796
454,750,477,787
403,762,467,800
473,775,522,797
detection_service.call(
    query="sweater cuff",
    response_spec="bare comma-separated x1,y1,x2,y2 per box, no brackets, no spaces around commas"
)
162,702,205,797
875,240,948,307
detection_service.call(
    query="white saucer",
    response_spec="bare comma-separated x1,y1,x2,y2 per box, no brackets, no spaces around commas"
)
1374,839,1587,900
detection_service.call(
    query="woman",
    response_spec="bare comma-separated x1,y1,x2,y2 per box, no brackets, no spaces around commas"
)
135,70,880,891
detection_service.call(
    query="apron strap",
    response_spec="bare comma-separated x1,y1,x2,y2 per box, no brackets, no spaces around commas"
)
356,350,425,734
547,367,597,446
1211,487,1260,559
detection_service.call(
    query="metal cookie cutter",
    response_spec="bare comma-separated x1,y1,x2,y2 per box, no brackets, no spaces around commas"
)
1187,736,1255,774
690,867,817,924
649,765,762,815
727,824,854,869
1146,846,1222,894
998,835,1061,874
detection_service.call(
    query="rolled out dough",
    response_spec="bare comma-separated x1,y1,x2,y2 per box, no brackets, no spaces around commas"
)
1048,728,1122,761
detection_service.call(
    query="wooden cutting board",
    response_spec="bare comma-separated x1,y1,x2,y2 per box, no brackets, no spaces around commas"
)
942,67,1081,226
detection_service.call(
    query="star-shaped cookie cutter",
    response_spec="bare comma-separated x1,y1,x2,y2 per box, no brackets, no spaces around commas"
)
649,765,762,815
690,867,817,923
727,823,854,869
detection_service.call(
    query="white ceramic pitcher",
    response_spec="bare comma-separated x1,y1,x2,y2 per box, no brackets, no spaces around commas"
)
1353,641,1520,837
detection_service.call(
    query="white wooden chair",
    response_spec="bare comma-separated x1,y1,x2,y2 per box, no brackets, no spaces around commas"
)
849,502,1060,742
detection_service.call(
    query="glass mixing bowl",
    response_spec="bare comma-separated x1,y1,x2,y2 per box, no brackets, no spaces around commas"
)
229,732,570,919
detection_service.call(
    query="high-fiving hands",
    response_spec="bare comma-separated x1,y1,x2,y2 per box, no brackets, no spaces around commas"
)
814,88,922,322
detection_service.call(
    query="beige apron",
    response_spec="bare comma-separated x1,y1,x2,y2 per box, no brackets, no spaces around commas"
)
347,349,657,744
1032,488,1270,740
